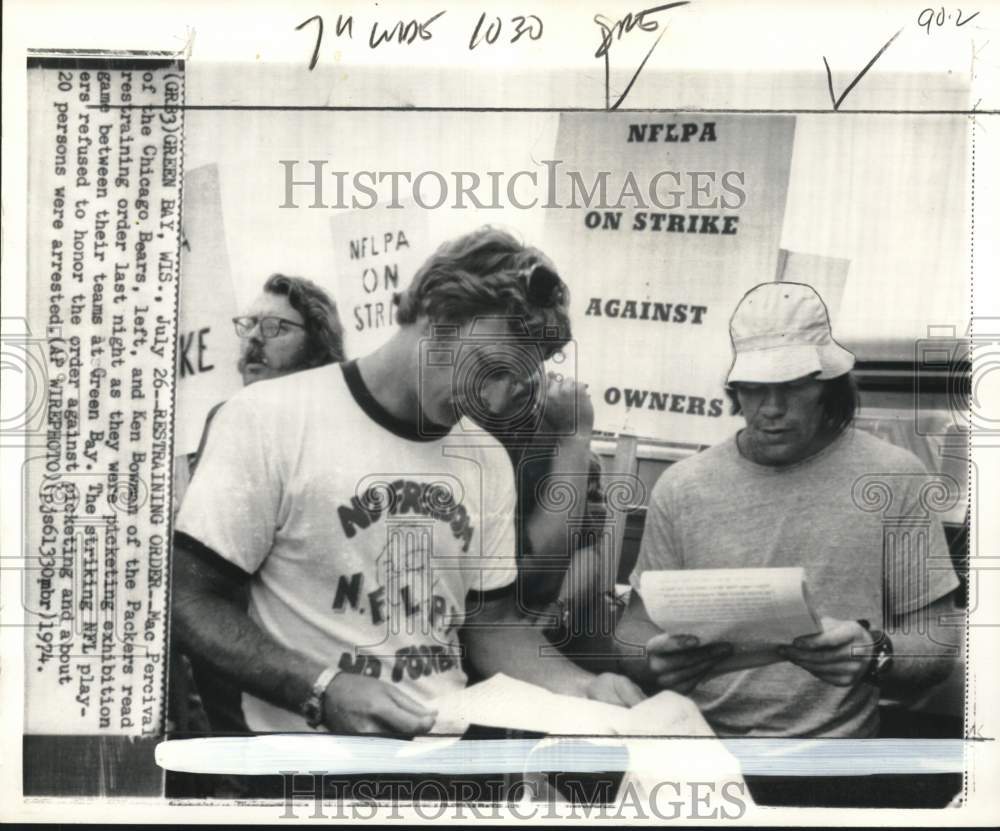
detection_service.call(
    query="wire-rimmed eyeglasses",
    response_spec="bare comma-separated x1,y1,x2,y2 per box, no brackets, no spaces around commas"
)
232,316,306,339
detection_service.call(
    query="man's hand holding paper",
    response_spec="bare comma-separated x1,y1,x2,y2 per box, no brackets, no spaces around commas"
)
585,672,647,707
778,616,876,687
638,567,822,679
322,674,438,735
644,634,734,694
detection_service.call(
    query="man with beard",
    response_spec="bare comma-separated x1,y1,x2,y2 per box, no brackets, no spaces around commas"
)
190,272,346,473
170,273,345,747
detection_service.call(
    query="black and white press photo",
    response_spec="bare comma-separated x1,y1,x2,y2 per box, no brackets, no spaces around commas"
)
2,0,998,824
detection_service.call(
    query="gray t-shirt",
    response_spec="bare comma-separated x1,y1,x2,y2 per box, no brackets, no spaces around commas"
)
630,427,959,738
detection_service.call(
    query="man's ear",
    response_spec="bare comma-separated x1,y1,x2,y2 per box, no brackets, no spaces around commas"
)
416,315,433,336
418,314,464,343
410,315,438,347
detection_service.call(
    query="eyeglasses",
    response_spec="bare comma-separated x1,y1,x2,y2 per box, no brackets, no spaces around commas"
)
232,316,306,339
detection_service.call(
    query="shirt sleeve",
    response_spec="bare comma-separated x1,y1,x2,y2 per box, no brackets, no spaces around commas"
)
886,473,961,616
174,391,282,575
630,472,684,594
464,445,518,598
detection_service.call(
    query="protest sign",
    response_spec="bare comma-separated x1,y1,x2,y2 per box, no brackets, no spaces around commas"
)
544,114,795,445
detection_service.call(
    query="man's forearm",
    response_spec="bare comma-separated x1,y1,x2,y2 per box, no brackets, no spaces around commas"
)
462,597,594,696
173,589,324,717
569,593,659,683
874,595,962,699
463,608,594,698
878,653,954,700
600,610,661,687
532,436,591,543
521,437,592,606
876,623,960,699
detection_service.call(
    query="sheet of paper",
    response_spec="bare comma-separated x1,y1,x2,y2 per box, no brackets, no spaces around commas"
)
639,568,822,675
618,690,717,737
432,673,629,736
431,674,718,738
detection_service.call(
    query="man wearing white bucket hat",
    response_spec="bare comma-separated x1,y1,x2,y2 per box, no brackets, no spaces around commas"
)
613,282,961,741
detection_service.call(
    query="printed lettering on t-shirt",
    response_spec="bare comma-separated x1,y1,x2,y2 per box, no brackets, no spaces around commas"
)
330,539,463,634
330,516,465,686
336,645,459,683
331,548,464,685
337,477,476,552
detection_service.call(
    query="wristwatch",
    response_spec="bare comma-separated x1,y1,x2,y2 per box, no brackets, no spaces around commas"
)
857,619,894,684
301,666,340,729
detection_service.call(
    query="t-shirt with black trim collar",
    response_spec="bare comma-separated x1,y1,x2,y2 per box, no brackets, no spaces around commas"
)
175,360,518,732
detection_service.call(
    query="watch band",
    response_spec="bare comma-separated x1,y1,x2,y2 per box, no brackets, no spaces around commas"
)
301,666,340,729
857,619,894,684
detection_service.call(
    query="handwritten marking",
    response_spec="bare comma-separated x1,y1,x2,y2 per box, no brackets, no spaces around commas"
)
469,13,543,50
469,13,502,49
296,15,324,71
593,2,690,110
296,14,353,70
594,2,688,58
369,11,445,49
919,6,981,33
610,28,667,111
822,28,902,111
510,14,544,44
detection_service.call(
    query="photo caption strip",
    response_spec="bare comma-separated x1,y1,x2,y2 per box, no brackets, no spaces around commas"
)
22,57,183,749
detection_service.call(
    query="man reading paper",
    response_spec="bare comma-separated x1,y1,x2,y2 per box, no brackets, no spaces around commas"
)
613,282,961,741
172,228,645,745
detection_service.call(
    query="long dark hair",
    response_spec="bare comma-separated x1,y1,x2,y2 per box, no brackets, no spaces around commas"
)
726,373,860,434
263,273,346,367
394,226,572,357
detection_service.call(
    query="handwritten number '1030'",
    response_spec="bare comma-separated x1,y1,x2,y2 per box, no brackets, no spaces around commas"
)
469,13,543,50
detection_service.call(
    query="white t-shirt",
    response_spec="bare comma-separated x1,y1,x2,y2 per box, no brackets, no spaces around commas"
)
176,361,518,731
